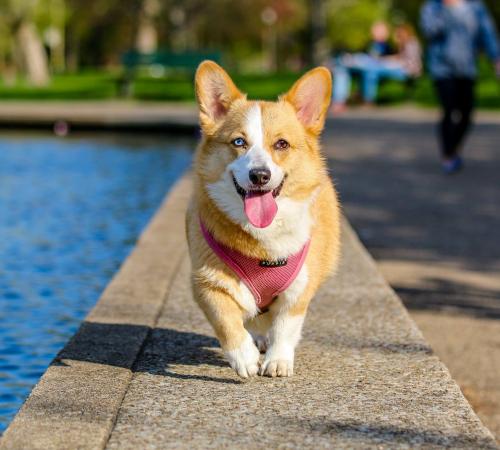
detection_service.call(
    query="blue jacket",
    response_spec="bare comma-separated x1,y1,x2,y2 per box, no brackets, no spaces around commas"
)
420,0,499,79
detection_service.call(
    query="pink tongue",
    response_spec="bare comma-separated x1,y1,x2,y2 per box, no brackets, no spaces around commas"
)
243,191,278,228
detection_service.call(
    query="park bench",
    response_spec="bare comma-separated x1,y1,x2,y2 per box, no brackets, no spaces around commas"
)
118,50,221,97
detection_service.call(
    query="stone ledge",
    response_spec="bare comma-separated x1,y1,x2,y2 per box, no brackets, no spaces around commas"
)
1,174,497,449
0,102,499,132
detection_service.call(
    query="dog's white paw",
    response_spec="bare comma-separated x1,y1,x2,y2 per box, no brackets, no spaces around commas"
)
260,358,294,377
225,334,260,378
260,345,294,377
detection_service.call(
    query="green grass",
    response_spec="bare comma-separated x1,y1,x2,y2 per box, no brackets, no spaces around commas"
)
377,60,500,109
0,72,118,100
130,72,301,101
377,75,500,109
0,71,300,102
0,69,498,109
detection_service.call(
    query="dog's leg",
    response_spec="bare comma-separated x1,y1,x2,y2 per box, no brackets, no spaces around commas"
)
246,313,272,353
259,310,305,377
194,285,260,378
260,266,312,377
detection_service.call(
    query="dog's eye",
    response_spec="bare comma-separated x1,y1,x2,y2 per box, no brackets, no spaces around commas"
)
274,139,289,150
232,137,247,147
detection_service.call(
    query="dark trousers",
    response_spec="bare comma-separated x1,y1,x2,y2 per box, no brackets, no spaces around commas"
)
434,78,475,158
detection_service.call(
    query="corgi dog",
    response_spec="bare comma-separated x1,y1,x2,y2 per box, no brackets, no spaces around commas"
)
186,61,340,378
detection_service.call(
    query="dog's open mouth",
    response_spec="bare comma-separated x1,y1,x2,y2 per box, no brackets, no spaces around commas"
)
232,175,284,228
232,175,284,199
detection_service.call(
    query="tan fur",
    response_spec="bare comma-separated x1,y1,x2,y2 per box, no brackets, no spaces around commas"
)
186,61,341,377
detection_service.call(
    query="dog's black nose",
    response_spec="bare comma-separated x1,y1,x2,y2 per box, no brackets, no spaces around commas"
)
249,168,271,186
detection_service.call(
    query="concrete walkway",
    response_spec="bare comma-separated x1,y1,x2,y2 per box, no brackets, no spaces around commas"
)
1,175,496,449
324,112,500,440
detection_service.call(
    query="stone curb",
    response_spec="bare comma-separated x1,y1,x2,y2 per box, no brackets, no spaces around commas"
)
0,174,497,449
0,102,500,132
0,175,192,449
0,102,199,132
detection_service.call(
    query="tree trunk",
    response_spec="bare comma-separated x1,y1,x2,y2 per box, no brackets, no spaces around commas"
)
136,0,160,53
309,0,328,66
16,20,50,86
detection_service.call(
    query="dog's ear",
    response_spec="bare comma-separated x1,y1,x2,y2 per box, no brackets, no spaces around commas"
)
195,61,244,133
283,67,332,135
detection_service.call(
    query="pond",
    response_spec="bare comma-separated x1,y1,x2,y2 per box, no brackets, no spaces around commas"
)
0,132,195,433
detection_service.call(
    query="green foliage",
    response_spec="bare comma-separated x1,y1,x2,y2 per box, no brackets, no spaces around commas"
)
0,72,118,99
390,0,421,28
0,71,298,102
326,0,392,52
0,0,499,77
132,72,299,101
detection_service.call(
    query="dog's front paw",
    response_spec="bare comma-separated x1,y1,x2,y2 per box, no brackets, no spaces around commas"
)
260,358,293,377
225,334,260,378
260,346,294,377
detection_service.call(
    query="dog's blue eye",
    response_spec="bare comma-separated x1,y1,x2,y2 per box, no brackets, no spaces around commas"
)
232,137,246,147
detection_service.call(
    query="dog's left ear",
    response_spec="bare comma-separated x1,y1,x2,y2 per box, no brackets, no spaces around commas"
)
283,67,332,135
195,60,244,133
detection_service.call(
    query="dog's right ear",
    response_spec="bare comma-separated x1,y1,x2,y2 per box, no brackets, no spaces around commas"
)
195,61,244,133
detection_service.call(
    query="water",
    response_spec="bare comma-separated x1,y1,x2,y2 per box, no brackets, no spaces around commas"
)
0,132,195,433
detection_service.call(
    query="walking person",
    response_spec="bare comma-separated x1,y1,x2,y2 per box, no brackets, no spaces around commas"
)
420,0,500,174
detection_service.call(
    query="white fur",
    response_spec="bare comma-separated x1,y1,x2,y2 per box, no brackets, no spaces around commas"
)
197,266,259,319
237,280,260,319
229,104,284,192
206,172,317,259
247,103,264,146
225,332,260,378
260,314,305,377
259,267,308,377
282,264,309,307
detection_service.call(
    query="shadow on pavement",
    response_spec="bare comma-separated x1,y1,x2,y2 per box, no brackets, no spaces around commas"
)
132,326,243,385
395,278,500,319
289,418,497,449
52,321,242,384
325,117,500,319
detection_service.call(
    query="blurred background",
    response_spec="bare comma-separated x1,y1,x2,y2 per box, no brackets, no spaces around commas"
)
0,0,499,443
0,0,497,106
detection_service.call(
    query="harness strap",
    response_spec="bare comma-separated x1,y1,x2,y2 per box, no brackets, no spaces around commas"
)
200,220,310,310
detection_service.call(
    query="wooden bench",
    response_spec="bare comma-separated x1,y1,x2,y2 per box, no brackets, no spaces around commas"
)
118,50,222,97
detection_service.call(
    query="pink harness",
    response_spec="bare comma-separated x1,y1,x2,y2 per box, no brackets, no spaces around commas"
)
200,221,310,311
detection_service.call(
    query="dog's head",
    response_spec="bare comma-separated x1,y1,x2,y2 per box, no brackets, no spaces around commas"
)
194,61,331,230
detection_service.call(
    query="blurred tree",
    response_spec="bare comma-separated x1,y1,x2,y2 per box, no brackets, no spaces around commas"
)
36,0,67,73
308,0,328,65
65,0,141,69
484,0,500,26
0,0,50,85
155,0,307,71
3,0,495,77
136,0,160,53
391,0,421,28
325,0,391,53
